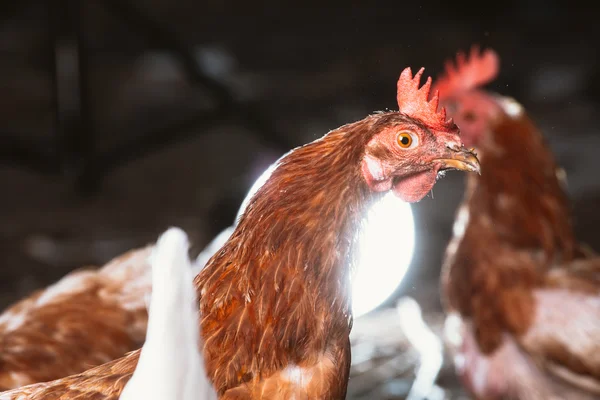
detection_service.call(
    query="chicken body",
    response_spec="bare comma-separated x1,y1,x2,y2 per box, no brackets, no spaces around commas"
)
0,246,152,391
438,48,600,399
0,66,479,399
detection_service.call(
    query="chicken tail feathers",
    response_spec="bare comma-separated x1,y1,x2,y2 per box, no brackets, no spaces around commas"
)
120,227,217,400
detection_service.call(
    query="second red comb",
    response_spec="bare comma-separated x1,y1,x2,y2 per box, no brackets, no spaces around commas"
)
433,46,500,100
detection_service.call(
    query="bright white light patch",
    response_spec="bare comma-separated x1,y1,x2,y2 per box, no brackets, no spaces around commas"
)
352,193,415,318
195,164,416,320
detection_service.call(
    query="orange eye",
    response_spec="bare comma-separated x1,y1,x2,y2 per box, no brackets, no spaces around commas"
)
397,132,414,148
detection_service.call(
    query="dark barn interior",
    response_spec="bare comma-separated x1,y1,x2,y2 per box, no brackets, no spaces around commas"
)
0,1,598,398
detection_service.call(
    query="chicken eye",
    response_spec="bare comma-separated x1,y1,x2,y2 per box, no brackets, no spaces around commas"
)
397,132,417,149
446,101,458,114
463,111,477,122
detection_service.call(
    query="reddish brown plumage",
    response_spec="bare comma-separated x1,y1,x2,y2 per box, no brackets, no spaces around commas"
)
439,47,600,399
443,114,574,352
197,117,374,398
0,247,152,391
0,66,479,399
0,354,139,399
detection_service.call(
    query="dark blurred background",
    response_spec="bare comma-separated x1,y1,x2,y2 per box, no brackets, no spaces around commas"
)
0,1,598,397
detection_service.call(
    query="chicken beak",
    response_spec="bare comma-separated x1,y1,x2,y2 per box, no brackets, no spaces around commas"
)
435,147,481,175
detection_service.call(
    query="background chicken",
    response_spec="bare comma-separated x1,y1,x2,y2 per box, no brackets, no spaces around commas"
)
0,217,239,391
0,65,479,399
0,245,152,390
437,47,600,399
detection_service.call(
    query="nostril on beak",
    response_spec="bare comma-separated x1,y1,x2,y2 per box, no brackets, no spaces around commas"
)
447,143,460,152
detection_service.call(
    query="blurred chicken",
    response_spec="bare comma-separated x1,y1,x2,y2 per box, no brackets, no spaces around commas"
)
0,65,479,399
120,227,217,400
0,226,238,392
0,245,152,390
438,46,600,399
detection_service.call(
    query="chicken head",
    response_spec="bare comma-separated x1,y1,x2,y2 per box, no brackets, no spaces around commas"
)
362,67,480,202
433,46,503,148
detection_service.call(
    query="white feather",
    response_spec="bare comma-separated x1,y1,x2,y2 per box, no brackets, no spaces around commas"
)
119,227,217,400
397,297,444,400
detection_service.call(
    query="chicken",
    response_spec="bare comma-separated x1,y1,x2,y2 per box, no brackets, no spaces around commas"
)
0,245,152,391
437,46,600,399
0,65,480,399
119,227,217,400
0,222,243,391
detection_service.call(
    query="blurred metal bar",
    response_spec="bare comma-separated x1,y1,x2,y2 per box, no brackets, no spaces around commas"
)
48,0,98,193
69,0,97,193
48,0,63,170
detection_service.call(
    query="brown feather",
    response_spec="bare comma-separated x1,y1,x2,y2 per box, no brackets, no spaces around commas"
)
196,116,381,398
0,352,140,400
0,247,152,391
442,110,577,350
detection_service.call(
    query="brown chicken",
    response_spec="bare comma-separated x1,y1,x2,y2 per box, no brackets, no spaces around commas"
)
0,65,480,399
0,245,152,391
437,47,600,399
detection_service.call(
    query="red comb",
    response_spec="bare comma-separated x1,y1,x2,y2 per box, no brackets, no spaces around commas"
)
433,45,500,100
396,67,453,131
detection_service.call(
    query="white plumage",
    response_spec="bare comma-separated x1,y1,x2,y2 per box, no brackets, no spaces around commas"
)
120,227,217,400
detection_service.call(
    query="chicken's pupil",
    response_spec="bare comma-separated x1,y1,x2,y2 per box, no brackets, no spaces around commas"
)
463,111,477,122
400,136,410,145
